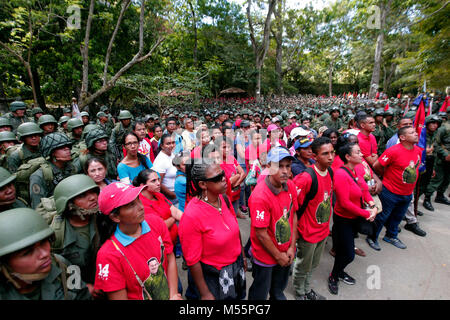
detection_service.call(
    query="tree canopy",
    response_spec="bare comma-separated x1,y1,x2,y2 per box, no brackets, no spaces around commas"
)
0,0,448,111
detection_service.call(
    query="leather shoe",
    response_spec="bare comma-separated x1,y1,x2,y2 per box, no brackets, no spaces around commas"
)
328,274,338,295
354,247,366,257
423,198,434,211
435,194,450,205
417,210,424,216
404,223,426,237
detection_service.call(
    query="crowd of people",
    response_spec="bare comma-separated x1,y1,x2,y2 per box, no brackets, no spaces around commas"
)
0,92,449,300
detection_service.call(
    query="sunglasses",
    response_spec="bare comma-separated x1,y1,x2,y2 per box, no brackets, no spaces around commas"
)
203,171,225,183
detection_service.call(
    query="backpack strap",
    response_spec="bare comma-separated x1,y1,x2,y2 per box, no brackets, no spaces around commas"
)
52,254,69,300
41,162,54,185
296,167,318,220
50,215,66,253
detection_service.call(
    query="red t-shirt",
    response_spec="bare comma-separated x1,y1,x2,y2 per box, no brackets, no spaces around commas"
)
245,143,261,172
378,144,423,195
249,176,298,265
358,132,378,160
178,195,242,270
139,192,178,245
293,166,333,243
333,167,372,220
94,215,173,300
221,156,241,202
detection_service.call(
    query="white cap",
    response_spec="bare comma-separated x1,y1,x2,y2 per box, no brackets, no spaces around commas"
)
290,127,310,140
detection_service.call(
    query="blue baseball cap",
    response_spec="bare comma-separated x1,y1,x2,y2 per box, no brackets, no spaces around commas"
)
294,137,313,150
267,147,295,163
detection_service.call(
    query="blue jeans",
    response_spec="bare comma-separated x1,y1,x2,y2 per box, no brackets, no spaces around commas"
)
239,164,251,208
374,186,412,240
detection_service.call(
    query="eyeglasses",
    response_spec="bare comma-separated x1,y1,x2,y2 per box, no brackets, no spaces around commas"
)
203,171,225,183
125,141,139,147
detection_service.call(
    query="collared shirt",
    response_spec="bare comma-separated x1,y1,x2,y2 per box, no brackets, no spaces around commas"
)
114,220,151,247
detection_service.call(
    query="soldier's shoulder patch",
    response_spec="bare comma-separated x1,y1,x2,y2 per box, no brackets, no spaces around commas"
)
32,183,41,194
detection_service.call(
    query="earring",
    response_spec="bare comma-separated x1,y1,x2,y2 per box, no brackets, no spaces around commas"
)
204,191,208,202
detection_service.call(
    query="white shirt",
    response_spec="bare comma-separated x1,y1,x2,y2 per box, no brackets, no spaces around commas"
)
152,151,177,192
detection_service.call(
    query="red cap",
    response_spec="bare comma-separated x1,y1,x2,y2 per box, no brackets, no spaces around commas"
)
98,182,146,215
235,119,242,128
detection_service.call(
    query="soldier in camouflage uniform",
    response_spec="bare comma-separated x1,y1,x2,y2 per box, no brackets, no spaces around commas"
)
109,110,133,160
58,116,70,135
324,106,344,133
37,114,58,136
4,101,31,133
29,132,79,209
0,167,28,211
66,118,85,159
7,122,43,173
423,107,450,210
96,111,113,136
74,127,118,180
31,107,44,123
0,117,13,132
373,108,396,156
0,208,92,300
0,131,19,169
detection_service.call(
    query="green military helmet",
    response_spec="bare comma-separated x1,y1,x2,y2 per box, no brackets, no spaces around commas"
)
330,105,340,113
437,111,448,121
302,113,312,121
31,107,44,116
374,108,385,117
10,100,27,112
63,107,72,114
0,208,55,258
37,114,58,127
100,105,109,112
0,167,16,188
0,131,18,143
85,127,108,149
280,110,289,120
80,111,89,118
289,113,297,119
58,116,71,126
67,118,84,132
0,117,13,129
241,109,250,116
96,111,107,118
384,109,394,117
39,132,72,158
404,111,416,119
425,114,442,125
16,122,43,140
118,110,132,120
53,174,99,215
81,124,99,140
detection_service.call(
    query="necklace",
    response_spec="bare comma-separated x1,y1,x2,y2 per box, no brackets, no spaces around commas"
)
202,197,222,213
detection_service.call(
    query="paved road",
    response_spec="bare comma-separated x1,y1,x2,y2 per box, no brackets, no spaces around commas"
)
176,193,450,300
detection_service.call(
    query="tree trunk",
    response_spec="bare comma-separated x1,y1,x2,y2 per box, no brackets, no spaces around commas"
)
329,59,334,97
247,0,277,101
188,0,199,105
274,0,284,95
368,0,392,99
31,67,46,111
80,0,95,103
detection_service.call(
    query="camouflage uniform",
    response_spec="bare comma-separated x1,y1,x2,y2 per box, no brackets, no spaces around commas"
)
109,121,133,159
7,144,42,173
29,161,78,209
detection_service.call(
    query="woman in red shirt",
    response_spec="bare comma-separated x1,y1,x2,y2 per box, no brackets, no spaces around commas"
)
132,169,183,246
179,163,247,300
328,142,377,296
219,138,247,219
94,182,182,300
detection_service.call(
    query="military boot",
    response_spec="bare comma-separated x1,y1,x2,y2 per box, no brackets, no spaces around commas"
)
435,193,450,206
423,196,434,211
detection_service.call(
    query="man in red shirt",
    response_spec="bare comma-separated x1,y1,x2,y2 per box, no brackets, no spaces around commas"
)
368,126,422,250
248,147,298,300
357,113,378,168
292,137,334,300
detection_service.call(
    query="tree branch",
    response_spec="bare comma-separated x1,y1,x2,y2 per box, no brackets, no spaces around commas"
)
80,0,95,100
103,0,131,86
407,1,449,27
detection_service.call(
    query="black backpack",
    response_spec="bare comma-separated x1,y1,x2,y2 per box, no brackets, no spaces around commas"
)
296,166,335,220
